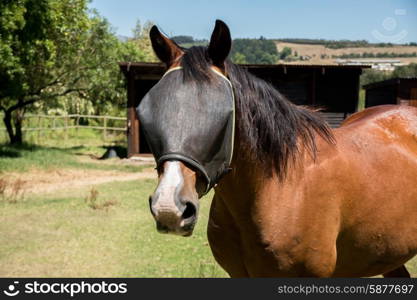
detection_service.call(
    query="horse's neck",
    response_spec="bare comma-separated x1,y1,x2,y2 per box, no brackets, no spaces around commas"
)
215,148,296,218
213,136,309,224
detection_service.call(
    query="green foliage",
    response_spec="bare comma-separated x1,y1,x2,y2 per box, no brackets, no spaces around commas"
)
279,47,292,60
232,52,247,64
334,52,417,59
231,38,279,64
0,1,153,144
171,35,194,44
392,63,417,77
130,19,158,62
360,63,417,87
0,0,88,103
360,69,392,87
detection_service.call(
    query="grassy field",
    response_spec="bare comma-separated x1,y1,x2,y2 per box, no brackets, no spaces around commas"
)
0,143,139,173
0,179,225,277
0,142,226,277
0,141,416,277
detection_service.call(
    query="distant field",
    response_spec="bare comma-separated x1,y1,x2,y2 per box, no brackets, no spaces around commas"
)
275,41,417,64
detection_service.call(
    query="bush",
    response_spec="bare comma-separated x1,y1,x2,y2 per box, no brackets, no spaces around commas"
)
231,38,279,64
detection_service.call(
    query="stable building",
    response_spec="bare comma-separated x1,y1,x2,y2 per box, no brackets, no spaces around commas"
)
119,62,368,157
364,77,417,108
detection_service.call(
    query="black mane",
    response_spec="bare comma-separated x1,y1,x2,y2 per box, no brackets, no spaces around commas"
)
180,46,334,178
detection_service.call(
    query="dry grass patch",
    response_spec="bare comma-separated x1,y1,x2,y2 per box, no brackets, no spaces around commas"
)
85,187,118,210
4,168,156,195
0,177,26,203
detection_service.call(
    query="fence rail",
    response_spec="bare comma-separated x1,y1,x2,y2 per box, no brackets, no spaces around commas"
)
0,114,127,142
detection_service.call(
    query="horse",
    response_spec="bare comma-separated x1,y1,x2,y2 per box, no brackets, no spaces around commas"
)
138,20,417,277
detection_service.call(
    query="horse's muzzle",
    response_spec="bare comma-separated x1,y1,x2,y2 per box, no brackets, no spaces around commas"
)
149,195,198,236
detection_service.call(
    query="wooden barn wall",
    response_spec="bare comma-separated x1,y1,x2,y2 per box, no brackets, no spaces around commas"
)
316,69,360,113
250,68,360,112
398,81,417,102
365,85,397,107
270,74,310,106
136,80,158,153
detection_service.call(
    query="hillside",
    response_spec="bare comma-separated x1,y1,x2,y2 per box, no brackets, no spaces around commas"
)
175,37,417,65
275,42,417,65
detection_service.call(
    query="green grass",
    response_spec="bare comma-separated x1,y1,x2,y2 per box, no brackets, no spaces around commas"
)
0,115,126,146
0,179,226,277
357,89,366,111
0,143,143,173
0,174,416,277
0,125,126,148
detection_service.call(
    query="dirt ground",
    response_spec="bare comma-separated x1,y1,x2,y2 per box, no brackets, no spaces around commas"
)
1,159,157,195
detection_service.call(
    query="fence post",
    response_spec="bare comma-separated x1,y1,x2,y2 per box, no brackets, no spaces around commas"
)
64,116,69,142
52,117,56,139
37,116,41,144
76,115,80,133
103,116,107,141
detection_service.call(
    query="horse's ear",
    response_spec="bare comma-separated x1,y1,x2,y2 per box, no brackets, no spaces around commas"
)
150,26,183,66
208,20,232,68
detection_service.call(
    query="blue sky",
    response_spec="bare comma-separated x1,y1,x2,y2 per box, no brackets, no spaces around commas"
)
89,0,417,43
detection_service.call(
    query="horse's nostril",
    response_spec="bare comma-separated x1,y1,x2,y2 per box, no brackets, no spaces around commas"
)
156,221,169,233
149,195,156,216
182,202,196,219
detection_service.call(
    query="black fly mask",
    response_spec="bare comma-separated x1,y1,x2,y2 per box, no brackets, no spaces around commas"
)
137,67,235,196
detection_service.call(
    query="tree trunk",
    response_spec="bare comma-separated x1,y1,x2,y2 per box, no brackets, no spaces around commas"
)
3,108,23,145
3,110,16,144
13,108,24,144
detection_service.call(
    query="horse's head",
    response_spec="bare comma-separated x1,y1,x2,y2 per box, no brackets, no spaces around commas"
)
137,20,234,236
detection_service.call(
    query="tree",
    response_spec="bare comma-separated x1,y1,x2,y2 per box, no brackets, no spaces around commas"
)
73,15,157,117
279,47,292,60
171,35,194,44
392,63,417,78
0,1,152,144
231,38,279,64
360,63,417,87
360,69,391,87
0,0,92,144
232,52,247,64
130,19,157,62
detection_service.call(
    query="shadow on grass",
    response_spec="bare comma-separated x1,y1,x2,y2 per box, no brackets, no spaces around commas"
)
0,143,139,173
0,148,22,158
72,145,128,159
0,143,45,158
0,143,127,158
0,143,65,158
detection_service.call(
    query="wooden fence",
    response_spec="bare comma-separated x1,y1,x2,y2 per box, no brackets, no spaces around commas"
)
0,114,127,141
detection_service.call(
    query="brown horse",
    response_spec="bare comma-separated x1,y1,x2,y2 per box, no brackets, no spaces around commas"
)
140,20,417,277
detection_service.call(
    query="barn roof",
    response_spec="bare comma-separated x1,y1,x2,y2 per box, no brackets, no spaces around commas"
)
119,62,370,80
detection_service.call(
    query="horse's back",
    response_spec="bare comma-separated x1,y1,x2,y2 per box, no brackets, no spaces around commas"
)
338,104,417,155
342,104,417,132
325,105,417,276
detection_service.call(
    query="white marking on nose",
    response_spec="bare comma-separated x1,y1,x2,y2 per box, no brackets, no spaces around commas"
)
153,161,184,216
